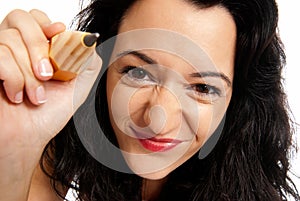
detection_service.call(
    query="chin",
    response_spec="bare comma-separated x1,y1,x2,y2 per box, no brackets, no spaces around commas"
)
136,167,172,180
120,150,184,180
121,154,174,179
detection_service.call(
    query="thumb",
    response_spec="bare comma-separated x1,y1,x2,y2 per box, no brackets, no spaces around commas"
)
42,22,66,39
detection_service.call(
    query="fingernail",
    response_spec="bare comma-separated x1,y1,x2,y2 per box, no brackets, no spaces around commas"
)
14,91,23,104
36,86,47,104
38,59,53,77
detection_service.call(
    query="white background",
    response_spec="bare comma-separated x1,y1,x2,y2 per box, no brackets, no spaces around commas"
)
0,0,299,196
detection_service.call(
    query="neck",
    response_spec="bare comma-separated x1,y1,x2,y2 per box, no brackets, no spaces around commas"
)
28,163,66,201
142,177,168,201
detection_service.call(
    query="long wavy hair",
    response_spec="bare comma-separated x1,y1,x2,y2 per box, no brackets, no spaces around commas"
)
41,0,300,200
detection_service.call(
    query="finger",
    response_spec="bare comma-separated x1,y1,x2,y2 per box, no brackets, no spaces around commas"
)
29,9,66,38
0,45,24,104
42,22,66,39
29,9,52,25
0,29,47,105
0,28,52,80
1,9,54,81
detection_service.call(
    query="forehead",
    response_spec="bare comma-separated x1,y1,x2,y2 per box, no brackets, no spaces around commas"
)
118,0,236,80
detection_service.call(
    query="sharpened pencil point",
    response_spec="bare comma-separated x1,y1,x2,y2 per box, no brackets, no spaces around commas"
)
83,33,100,47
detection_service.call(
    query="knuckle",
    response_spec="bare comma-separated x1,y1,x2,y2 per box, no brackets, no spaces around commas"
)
7,9,26,17
6,9,28,25
0,45,12,60
29,9,52,23
29,9,47,17
0,29,23,50
5,28,21,38
0,46,24,86
29,9,40,14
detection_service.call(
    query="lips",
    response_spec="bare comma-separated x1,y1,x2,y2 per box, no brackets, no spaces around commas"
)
138,137,183,152
129,126,183,152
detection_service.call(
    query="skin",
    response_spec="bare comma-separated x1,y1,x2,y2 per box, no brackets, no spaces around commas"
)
0,0,235,200
106,0,236,198
0,9,101,201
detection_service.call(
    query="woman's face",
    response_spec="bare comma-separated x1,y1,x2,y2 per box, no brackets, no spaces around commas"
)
106,0,236,179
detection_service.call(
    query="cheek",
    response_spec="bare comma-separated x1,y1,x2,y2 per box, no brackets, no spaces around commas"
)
185,95,230,145
107,83,131,133
106,70,127,134
192,96,231,154
197,108,213,137
106,70,116,109
107,75,152,140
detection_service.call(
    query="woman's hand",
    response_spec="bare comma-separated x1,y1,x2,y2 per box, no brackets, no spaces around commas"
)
0,9,102,201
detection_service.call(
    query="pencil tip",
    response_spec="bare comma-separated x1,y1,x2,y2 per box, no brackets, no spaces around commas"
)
83,33,100,47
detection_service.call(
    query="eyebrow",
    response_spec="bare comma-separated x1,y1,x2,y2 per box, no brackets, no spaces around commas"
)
117,50,232,87
189,72,232,87
117,50,158,64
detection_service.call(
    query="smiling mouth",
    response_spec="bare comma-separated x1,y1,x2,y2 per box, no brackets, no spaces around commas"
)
138,137,183,152
129,127,183,152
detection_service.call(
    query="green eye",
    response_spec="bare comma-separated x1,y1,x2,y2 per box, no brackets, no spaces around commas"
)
120,66,156,86
129,68,148,79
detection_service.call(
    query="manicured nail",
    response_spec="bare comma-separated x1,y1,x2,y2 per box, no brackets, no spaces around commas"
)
14,91,23,104
38,58,53,77
36,86,47,104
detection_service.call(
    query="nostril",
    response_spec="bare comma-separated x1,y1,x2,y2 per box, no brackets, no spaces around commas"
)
147,105,167,134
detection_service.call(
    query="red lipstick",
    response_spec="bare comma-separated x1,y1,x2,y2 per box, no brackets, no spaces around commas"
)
138,137,182,152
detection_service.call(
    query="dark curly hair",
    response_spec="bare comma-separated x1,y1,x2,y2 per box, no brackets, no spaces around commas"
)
40,0,300,200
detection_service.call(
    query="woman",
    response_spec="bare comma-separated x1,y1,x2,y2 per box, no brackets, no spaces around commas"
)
0,0,299,200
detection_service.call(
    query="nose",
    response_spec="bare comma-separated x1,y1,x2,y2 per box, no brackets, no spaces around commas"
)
144,105,166,134
143,86,181,135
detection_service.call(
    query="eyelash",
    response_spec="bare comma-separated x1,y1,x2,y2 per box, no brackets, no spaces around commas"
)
119,65,221,98
120,66,156,83
188,84,221,96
